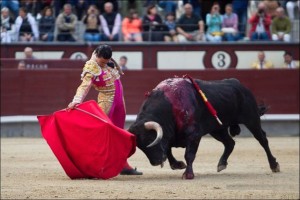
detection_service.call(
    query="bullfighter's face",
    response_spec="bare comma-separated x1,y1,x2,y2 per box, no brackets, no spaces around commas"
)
96,57,110,68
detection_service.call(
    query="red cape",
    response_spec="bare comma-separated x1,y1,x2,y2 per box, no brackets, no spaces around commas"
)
37,100,136,180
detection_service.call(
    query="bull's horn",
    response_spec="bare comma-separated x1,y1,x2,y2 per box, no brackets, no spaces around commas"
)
144,121,163,148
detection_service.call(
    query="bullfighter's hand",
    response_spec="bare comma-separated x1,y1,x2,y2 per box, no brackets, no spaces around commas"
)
67,102,78,111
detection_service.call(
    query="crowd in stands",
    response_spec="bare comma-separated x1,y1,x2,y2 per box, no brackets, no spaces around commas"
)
1,0,299,43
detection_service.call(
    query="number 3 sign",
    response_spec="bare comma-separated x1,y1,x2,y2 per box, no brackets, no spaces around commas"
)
212,51,231,69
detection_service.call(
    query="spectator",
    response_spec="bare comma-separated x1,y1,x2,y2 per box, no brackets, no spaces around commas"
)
219,0,234,14
164,12,178,42
39,6,55,42
54,0,91,19
18,46,36,69
18,60,26,70
19,0,39,18
1,7,15,43
38,1,53,22
82,5,101,42
249,2,272,41
232,0,248,38
23,46,36,59
206,3,223,42
285,0,300,20
283,51,299,68
122,9,143,42
119,56,128,71
100,2,121,41
0,0,19,18
183,0,202,17
176,3,205,42
56,3,78,42
263,0,280,18
53,0,71,17
98,0,119,14
272,7,291,42
251,51,274,69
142,4,166,41
200,1,214,21
15,7,39,42
222,3,240,41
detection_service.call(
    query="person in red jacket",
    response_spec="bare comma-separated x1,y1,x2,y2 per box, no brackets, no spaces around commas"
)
249,2,272,41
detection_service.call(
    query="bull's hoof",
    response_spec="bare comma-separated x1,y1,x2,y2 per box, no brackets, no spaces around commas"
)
217,164,227,172
182,172,194,180
271,163,280,173
170,161,187,170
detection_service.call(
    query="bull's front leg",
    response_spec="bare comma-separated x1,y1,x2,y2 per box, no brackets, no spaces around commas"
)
182,136,201,180
167,148,187,170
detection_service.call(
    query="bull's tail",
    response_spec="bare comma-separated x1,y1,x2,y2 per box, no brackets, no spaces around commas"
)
229,125,241,137
258,104,269,116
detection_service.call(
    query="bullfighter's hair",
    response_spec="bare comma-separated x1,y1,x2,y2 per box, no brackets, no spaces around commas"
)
95,45,112,59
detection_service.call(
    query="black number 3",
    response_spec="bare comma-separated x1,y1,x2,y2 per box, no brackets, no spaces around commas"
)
217,53,226,68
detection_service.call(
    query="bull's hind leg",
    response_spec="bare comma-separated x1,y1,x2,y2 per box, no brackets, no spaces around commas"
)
245,123,280,172
210,129,235,172
167,148,187,170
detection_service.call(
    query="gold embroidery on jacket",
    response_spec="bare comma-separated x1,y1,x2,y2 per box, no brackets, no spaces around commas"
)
72,73,93,103
81,60,102,79
72,62,121,114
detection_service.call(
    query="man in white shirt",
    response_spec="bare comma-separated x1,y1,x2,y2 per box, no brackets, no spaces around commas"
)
100,2,121,41
283,51,299,69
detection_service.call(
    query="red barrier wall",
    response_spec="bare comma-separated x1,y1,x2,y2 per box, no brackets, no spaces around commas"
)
1,69,299,115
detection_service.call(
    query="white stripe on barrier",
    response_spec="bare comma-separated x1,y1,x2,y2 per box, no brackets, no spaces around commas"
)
260,114,300,121
0,114,299,124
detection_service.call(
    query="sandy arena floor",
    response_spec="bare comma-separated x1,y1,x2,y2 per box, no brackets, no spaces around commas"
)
1,137,299,199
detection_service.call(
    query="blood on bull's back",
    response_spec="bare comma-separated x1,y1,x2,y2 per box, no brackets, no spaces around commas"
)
154,78,200,133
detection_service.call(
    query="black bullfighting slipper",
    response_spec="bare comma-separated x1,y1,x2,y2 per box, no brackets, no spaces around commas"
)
120,167,143,175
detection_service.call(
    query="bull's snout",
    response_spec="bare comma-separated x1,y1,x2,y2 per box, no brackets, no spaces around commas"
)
149,154,167,167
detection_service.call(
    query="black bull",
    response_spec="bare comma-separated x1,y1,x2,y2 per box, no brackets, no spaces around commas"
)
128,77,280,179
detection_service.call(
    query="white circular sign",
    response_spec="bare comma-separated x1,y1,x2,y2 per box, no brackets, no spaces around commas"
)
70,52,88,60
212,51,231,69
